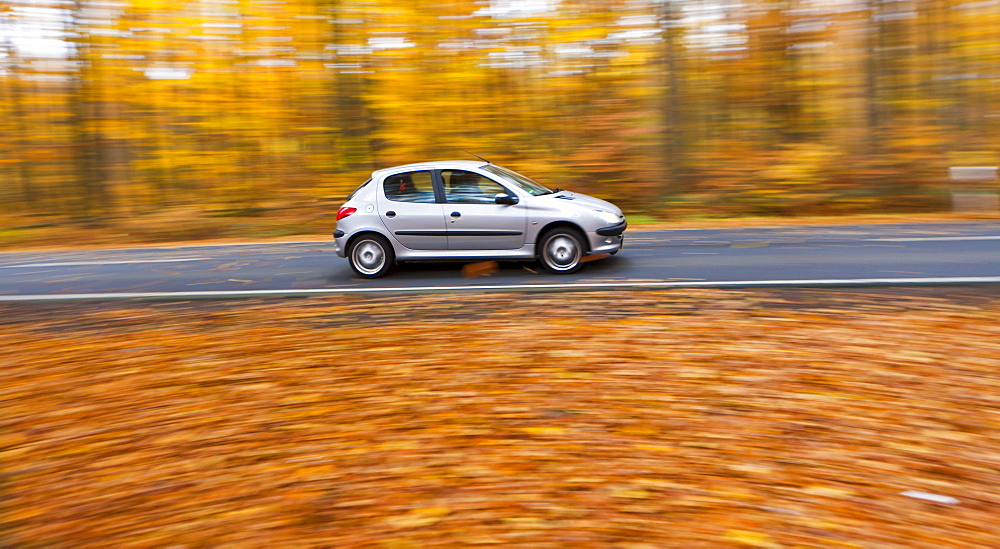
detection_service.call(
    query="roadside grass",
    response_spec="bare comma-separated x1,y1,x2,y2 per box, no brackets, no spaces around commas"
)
2,289,999,546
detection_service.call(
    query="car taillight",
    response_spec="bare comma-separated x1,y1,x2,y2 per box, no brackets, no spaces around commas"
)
336,207,357,221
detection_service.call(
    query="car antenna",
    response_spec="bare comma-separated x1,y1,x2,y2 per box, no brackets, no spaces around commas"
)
461,149,491,164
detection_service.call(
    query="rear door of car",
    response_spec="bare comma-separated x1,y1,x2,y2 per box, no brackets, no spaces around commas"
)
376,170,448,250
441,169,527,250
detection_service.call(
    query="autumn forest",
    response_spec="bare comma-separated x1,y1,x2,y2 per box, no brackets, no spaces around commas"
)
2,0,999,235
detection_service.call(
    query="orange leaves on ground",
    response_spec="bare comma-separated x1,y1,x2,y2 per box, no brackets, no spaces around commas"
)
2,289,1000,546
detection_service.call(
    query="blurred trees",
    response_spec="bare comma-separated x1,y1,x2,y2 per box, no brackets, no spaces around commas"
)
1,0,998,225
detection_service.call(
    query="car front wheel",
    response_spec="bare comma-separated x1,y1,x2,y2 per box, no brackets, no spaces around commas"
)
538,227,585,274
349,234,395,278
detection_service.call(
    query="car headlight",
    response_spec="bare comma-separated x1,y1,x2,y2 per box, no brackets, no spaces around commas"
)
594,210,621,224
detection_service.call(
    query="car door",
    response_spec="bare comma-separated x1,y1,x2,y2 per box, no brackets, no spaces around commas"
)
377,170,448,250
441,170,527,250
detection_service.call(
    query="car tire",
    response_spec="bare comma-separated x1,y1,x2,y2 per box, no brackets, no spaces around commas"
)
538,227,585,274
349,234,395,278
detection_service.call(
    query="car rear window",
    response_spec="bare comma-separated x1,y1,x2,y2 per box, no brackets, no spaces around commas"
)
346,179,371,201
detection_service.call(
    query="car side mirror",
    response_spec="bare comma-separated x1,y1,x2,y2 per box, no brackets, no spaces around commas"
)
495,193,519,205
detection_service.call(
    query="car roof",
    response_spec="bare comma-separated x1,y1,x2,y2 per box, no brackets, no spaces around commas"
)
371,160,489,179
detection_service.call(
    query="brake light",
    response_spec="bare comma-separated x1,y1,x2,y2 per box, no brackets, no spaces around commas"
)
336,207,357,221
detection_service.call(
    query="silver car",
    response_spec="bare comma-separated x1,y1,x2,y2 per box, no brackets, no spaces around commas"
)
333,160,626,278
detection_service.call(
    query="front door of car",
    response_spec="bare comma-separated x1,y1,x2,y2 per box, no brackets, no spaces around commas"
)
377,170,448,250
441,170,527,250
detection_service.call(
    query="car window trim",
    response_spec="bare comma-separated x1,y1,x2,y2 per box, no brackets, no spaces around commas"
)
430,170,446,204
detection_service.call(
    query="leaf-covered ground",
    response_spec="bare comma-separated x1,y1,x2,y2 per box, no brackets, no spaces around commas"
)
2,288,1000,547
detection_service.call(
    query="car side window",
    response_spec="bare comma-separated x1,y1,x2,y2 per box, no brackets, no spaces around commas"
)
442,170,507,204
384,171,436,203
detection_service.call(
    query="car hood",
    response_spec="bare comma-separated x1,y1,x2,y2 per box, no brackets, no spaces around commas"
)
540,191,623,216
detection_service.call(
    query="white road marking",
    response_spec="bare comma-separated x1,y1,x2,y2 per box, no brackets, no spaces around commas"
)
867,235,1000,242
2,276,999,301
0,258,213,269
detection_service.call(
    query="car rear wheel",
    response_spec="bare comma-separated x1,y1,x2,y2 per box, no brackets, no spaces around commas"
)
538,227,585,274
349,234,395,278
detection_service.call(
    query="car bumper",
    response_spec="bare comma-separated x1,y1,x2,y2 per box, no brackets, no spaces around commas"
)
589,232,624,255
333,230,346,257
596,220,627,236
588,220,626,254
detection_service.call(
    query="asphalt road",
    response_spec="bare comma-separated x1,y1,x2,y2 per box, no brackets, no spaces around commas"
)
2,222,999,301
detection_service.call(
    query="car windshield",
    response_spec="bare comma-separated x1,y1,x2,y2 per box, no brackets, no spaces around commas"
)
482,165,555,196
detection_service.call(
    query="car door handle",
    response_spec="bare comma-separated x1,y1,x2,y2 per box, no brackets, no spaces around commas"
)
385,211,396,218
450,211,461,218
